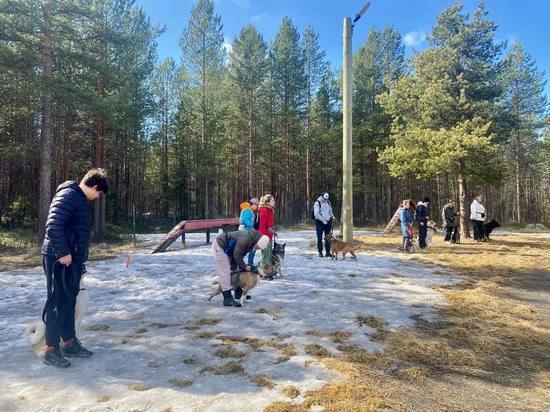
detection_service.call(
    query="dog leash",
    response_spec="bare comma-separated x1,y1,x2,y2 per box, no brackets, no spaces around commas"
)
41,260,82,324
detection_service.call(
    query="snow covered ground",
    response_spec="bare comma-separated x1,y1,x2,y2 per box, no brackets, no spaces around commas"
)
0,231,462,411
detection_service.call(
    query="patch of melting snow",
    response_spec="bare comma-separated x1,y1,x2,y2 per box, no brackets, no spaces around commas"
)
0,230,462,411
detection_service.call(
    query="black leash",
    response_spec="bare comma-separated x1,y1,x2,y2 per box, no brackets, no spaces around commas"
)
41,260,82,324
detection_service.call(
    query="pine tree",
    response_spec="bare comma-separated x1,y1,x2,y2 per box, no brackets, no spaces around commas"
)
227,24,268,200
498,42,548,223
302,24,328,216
271,17,306,220
179,0,225,218
379,2,505,236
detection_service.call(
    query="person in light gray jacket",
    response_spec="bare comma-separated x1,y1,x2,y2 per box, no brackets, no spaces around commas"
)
470,194,486,241
313,192,335,257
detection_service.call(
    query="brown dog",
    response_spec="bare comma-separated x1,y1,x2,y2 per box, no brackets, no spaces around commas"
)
208,270,259,305
325,234,357,260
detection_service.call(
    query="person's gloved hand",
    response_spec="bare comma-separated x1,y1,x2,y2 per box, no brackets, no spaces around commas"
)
420,221,425,226
481,213,485,218
322,220,328,225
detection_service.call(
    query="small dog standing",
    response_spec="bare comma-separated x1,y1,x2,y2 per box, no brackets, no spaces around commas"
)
325,234,357,260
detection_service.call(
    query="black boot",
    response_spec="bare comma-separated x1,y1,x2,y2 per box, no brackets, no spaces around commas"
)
222,290,241,307
43,346,71,368
403,237,410,253
234,287,243,300
318,251,323,257
61,338,93,358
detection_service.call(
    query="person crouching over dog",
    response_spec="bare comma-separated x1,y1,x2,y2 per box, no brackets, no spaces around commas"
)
40,168,109,367
212,230,270,307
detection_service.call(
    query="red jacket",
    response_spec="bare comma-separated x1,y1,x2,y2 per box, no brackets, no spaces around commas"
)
258,205,275,241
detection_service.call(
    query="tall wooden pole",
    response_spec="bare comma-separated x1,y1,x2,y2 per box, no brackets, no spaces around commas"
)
342,17,353,243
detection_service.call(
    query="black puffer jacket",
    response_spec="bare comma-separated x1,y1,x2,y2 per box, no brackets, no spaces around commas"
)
41,181,92,263
216,230,262,271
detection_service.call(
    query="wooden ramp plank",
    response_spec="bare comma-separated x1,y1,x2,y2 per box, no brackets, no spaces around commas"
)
383,208,401,234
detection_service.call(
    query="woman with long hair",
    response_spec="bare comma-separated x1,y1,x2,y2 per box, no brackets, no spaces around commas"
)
258,194,276,280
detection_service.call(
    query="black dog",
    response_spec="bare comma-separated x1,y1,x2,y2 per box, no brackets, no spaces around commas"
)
483,219,500,241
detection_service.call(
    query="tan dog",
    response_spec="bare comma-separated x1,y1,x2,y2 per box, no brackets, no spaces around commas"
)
325,234,357,260
208,270,259,305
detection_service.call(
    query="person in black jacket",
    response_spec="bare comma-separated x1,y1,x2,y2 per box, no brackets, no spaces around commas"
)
415,197,430,249
442,198,459,244
40,168,108,368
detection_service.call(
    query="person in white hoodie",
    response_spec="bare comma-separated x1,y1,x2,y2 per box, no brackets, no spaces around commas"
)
313,192,335,257
470,194,486,241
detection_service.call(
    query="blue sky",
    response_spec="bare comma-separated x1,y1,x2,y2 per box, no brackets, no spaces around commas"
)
136,0,549,96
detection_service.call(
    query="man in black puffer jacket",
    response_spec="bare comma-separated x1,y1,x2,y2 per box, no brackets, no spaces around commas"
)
40,168,108,368
415,197,430,249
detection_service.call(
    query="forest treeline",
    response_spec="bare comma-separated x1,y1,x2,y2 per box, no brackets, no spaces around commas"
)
0,0,548,240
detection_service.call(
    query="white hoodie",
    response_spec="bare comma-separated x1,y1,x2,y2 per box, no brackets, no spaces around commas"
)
470,199,485,221
314,196,334,223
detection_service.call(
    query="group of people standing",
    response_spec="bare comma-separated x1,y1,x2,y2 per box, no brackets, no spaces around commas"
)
398,193,490,252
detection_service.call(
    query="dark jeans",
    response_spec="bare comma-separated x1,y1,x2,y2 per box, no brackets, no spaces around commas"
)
42,255,82,348
418,220,428,248
471,220,485,241
315,219,332,255
445,226,459,242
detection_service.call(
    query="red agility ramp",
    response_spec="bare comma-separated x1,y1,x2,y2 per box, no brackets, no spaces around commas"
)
150,218,239,254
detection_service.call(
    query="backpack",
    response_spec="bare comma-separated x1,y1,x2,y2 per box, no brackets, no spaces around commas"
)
311,199,330,220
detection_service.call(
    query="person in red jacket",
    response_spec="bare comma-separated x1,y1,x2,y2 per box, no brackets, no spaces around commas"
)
258,194,276,280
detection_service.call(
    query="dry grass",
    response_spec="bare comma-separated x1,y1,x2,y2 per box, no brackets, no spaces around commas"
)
250,374,276,389
169,378,193,388
282,386,300,399
305,330,323,337
264,232,550,411
130,383,150,391
214,347,247,358
304,344,331,358
329,331,352,343
196,331,220,339
200,361,244,375
97,396,110,403
85,324,109,331
185,318,220,330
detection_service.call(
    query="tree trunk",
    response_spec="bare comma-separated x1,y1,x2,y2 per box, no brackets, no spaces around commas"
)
458,171,469,238
94,73,107,240
515,134,522,224
38,0,53,245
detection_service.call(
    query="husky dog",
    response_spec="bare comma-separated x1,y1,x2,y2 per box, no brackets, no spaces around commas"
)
425,220,438,247
25,274,89,357
261,241,286,278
